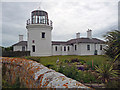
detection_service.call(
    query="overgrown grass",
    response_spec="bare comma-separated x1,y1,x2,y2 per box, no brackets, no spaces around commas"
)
24,55,109,69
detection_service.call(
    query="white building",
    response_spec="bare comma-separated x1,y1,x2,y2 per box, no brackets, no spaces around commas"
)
13,35,27,51
13,9,105,56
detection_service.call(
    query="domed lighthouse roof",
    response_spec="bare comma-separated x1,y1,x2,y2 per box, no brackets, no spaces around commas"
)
26,9,53,28
31,10,48,17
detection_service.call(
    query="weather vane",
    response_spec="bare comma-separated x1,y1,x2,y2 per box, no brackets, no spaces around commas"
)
38,0,42,10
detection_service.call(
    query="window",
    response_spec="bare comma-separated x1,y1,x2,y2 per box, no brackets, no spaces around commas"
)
100,45,102,50
36,16,38,23
55,46,57,51
42,32,45,38
32,45,35,52
87,45,90,50
32,40,35,43
40,16,45,24
68,46,70,51
33,16,35,24
75,45,77,50
39,16,41,23
64,46,66,51
22,46,25,51
37,16,39,23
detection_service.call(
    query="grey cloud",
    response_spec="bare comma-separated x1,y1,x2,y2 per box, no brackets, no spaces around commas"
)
1,1,118,47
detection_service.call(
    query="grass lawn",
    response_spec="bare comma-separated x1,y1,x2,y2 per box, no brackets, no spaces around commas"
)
24,55,109,69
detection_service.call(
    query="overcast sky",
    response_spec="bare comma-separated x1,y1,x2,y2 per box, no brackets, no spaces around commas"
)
1,0,119,47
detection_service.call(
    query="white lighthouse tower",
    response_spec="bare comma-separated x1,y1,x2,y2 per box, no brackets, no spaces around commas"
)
26,9,53,56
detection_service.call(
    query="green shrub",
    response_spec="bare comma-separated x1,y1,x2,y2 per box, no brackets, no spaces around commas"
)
105,80,120,88
64,60,69,63
58,64,99,83
79,59,86,65
58,64,78,80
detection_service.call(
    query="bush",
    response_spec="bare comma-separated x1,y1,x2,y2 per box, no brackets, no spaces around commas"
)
64,60,69,63
70,58,79,63
58,64,78,80
69,59,86,65
58,64,99,83
105,80,120,88
79,60,86,65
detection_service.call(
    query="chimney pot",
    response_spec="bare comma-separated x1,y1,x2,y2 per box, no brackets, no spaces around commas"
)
19,35,23,42
76,32,80,39
87,29,92,39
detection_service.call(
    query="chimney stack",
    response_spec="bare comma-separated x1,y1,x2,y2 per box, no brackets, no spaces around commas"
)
87,29,92,39
76,32,80,39
19,35,23,42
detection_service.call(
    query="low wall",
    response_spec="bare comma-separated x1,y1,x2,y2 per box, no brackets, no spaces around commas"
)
1,57,89,88
2,51,30,57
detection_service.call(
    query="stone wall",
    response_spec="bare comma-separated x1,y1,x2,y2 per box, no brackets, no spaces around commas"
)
1,57,89,88
2,51,30,57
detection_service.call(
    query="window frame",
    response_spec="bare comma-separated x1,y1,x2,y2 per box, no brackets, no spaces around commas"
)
55,46,57,51
68,46,70,51
100,45,102,50
87,45,90,50
64,46,66,51
75,45,77,51
41,32,45,38
32,40,35,43
22,46,25,51
32,45,35,52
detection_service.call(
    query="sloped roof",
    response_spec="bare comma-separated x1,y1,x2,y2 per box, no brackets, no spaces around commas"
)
12,41,27,46
52,38,105,45
52,41,67,45
13,38,105,46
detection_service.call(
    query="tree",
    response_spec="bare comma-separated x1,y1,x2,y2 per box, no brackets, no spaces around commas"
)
104,30,120,62
95,62,118,84
4,46,13,51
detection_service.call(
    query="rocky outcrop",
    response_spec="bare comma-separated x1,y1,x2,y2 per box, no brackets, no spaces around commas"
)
1,57,89,88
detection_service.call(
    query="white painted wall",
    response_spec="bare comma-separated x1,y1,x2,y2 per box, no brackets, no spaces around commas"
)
79,43,95,55
67,45,73,55
75,43,105,55
52,43,105,56
52,45,61,55
61,45,68,55
13,46,27,51
96,44,106,55
27,24,52,56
